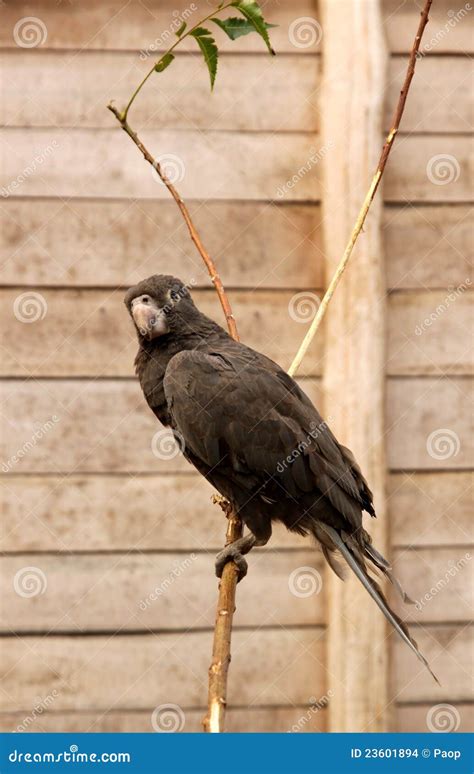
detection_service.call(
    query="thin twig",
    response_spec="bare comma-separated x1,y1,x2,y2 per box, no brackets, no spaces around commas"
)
288,0,433,377
107,105,239,340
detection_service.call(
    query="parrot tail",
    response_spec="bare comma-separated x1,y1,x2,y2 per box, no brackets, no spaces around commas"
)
316,521,439,684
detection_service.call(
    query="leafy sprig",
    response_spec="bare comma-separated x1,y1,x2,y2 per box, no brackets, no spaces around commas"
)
119,1,276,121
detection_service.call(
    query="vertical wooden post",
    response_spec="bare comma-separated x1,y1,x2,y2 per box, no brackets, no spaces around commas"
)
320,0,389,731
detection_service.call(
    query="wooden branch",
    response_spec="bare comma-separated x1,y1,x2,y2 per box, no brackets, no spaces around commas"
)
288,0,433,378
202,496,242,733
107,105,239,341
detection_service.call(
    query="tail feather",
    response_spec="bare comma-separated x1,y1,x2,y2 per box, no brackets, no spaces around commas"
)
319,523,439,684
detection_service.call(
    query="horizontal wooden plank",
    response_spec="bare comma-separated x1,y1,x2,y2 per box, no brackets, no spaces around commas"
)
0,550,325,633
388,472,473,547
0,378,321,473
0,198,324,288
2,547,468,633
0,128,320,201
0,706,328,733
2,131,471,202
387,289,473,375
395,703,474,734
0,288,323,377
0,0,322,53
386,57,473,133
2,378,471,474
383,204,473,289
1,200,469,291
0,628,326,711
0,51,320,132
386,377,473,470
4,703,474,733
384,0,474,54
392,624,473,702
2,472,471,553
384,136,473,203
391,547,473,623
0,476,306,552
0,473,308,552
2,0,469,54
4,52,471,135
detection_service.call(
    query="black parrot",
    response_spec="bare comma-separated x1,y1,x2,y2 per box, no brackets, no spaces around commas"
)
125,274,437,680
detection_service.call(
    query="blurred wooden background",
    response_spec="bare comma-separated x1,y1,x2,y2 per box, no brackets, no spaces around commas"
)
0,0,472,733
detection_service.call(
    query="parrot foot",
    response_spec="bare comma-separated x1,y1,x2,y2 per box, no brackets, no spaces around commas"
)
215,544,249,582
214,534,257,582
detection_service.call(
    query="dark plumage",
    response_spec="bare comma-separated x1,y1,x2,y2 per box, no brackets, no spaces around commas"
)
125,274,437,680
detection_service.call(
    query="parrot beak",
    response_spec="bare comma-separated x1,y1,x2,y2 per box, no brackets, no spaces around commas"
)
132,303,169,339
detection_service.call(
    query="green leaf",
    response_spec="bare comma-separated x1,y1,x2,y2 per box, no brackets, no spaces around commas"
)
231,1,275,54
212,16,276,41
190,27,218,90
175,21,187,38
154,53,175,72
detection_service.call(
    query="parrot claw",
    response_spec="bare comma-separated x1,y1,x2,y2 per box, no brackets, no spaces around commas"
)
215,545,248,582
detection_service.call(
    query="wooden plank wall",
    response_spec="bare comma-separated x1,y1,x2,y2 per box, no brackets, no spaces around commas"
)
0,0,472,733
